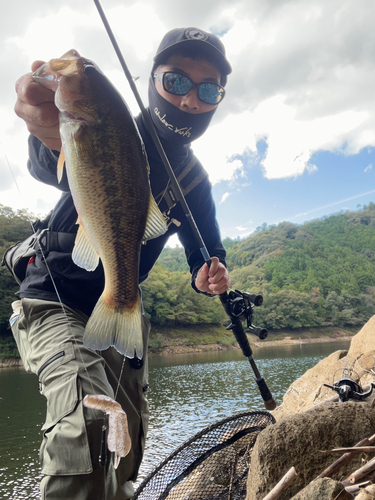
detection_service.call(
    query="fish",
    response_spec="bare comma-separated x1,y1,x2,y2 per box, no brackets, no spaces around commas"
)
33,50,167,358
83,394,131,469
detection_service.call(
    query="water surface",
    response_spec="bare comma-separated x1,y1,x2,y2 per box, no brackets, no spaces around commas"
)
0,340,350,498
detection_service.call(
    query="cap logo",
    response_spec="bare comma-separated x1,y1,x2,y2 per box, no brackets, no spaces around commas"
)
184,28,208,41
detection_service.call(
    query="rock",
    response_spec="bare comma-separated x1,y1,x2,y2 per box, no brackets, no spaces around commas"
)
0,357,23,368
272,350,347,420
348,316,375,364
273,316,375,421
364,485,375,496
290,478,353,499
356,488,375,500
246,401,375,500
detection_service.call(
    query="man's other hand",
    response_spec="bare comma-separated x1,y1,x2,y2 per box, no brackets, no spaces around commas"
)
15,61,61,151
195,256,230,295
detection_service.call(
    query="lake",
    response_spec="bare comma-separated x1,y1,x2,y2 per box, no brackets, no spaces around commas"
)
0,340,350,499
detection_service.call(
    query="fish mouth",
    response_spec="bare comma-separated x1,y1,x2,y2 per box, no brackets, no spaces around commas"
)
32,50,82,91
61,111,89,123
60,111,99,127
33,65,61,91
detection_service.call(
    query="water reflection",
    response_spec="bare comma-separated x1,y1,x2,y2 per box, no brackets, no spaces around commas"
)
0,340,350,498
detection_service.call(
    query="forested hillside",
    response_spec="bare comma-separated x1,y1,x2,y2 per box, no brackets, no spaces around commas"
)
158,203,375,329
0,206,34,337
1,203,375,337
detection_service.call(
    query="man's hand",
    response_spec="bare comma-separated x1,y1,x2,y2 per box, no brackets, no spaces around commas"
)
195,256,230,295
14,60,61,151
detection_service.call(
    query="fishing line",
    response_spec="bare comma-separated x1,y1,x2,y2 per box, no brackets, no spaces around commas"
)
93,0,210,265
3,141,132,397
2,145,140,500
114,356,126,401
2,146,97,396
93,0,277,411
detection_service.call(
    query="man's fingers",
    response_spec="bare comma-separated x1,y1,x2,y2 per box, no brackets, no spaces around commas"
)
208,256,219,277
31,60,46,73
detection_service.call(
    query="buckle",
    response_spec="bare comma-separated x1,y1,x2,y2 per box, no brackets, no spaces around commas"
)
37,229,50,253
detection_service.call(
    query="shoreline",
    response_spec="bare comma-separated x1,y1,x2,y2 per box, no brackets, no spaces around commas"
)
0,335,354,368
250,335,353,348
148,334,353,356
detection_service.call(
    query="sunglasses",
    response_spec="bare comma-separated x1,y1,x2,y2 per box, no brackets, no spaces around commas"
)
153,71,225,105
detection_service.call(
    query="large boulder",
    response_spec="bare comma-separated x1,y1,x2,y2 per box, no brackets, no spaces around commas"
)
272,350,347,420
290,477,352,500
246,401,375,500
347,316,375,363
273,316,375,421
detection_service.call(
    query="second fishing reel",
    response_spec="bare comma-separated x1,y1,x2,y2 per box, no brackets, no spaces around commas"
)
324,368,375,403
225,289,268,340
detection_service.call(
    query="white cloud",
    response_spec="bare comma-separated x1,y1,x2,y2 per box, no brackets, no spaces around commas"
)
220,192,230,203
1,0,375,211
365,164,373,173
195,95,368,181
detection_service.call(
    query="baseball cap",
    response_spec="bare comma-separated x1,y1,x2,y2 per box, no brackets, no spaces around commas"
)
153,28,232,86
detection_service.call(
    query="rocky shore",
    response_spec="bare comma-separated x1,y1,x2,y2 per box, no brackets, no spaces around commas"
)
246,316,375,499
160,318,375,499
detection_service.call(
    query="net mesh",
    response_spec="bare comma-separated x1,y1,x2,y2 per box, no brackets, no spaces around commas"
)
133,410,275,500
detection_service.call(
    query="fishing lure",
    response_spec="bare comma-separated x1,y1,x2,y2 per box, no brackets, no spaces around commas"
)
83,394,131,469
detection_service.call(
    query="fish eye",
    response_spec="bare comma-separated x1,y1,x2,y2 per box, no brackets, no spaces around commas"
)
83,64,96,75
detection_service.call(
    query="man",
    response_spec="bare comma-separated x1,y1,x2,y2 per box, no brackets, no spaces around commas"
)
13,27,231,499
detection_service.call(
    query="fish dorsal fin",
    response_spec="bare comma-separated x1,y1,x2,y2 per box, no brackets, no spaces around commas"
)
72,218,100,271
143,193,168,242
57,148,66,183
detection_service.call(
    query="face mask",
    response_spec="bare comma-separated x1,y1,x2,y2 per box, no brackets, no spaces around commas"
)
148,76,216,145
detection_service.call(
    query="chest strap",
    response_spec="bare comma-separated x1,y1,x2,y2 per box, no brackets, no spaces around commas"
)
155,155,208,212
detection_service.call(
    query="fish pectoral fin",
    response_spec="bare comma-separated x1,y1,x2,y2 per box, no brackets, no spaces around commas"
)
57,148,66,183
72,221,100,271
143,193,168,241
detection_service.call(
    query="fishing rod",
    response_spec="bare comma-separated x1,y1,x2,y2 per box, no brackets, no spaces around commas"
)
93,0,276,411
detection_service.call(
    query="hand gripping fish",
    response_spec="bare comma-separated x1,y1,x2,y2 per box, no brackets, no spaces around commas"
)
33,50,167,358
83,394,131,469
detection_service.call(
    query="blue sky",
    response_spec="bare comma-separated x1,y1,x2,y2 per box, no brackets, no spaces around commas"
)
213,144,375,239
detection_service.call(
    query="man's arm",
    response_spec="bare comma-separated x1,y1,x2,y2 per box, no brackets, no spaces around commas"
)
178,175,230,295
15,61,70,191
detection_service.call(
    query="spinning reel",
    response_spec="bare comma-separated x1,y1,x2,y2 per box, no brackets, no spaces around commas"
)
324,369,375,403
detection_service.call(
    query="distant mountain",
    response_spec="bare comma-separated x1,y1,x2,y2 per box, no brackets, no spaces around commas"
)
158,203,375,330
1,203,375,335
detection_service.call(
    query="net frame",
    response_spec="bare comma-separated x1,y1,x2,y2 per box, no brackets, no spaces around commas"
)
133,410,275,500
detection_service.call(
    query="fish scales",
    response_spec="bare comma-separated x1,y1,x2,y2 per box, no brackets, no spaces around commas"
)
34,50,167,358
64,108,149,309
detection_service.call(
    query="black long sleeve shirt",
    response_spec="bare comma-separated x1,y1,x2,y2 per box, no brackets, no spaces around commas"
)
19,112,226,317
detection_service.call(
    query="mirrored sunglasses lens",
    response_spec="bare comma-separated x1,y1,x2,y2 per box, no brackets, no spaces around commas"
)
199,83,224,104
163,73,192,95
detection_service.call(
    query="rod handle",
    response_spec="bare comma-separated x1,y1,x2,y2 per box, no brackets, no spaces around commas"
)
256,378,277,410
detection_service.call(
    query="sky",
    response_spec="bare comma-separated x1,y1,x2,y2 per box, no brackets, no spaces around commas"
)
1,0,375,246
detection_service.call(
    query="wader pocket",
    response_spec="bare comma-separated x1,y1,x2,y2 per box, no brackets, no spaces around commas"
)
40,372,93,475
37,343,75,388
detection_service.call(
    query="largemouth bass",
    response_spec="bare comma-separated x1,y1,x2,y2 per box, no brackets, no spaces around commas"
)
33,50,167,358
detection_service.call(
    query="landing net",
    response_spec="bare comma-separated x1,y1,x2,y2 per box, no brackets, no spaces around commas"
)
133,410,275,500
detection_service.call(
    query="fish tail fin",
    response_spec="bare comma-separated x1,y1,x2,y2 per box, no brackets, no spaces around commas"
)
83,295,143,359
